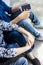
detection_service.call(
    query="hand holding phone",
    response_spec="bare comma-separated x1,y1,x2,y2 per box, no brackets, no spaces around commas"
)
21,4,31,11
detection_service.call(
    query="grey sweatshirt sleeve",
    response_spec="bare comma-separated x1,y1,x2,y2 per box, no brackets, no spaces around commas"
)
0,21,19,31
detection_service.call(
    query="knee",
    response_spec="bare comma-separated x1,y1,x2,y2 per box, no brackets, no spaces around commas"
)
19,57,28,65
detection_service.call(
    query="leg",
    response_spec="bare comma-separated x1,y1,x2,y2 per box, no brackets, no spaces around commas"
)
29,11,40,25
3,31,41,65
18,19,40,38
26,52,41,65
9,57,28,65
25,43,41,65
3,31,27,47
11,9,40,25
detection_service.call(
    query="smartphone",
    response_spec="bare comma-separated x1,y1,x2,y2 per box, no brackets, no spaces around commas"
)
21,4,31,11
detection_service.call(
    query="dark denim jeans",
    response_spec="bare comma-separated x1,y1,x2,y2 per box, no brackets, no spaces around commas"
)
18,19,40,38
29,11,40,25
3,31,27,47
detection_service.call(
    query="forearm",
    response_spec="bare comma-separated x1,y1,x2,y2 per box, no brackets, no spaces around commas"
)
15,45,31,56
0,45,31,58
18,27,32,37
11,11,30,24
10,15,21,24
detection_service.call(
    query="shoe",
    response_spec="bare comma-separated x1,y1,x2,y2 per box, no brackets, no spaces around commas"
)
25,55,41,65
36,34,43,41
29,58,41,65
34,23,43,29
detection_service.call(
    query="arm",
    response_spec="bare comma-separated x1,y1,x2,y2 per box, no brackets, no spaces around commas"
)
0,20,34,44
18,27,35,44
11,10,30,24
0,21,32,37
0,45,32,58
0,21,19,31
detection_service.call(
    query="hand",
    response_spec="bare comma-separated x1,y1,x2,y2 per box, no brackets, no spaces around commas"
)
27,34,35,46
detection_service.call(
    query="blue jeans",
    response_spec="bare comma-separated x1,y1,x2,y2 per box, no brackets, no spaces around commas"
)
11,10,40,38
29,11,40,25
18,19,40,38
3,31,27,47
9,57,28,65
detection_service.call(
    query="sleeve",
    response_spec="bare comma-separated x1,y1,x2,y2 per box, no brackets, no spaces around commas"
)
0,21,19,31
0,47,17,58
1,0,12,14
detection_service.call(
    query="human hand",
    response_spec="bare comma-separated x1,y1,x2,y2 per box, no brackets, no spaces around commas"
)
27,34,35,46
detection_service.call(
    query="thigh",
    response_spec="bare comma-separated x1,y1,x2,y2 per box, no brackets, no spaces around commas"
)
6,43,19,49
3,31,27,47
17,19,34,33
18,19,39,36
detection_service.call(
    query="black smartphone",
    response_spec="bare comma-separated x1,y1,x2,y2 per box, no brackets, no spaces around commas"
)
21,4,31,11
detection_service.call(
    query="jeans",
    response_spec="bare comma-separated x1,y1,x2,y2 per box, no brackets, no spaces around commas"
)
9,57,28,65
29,11,40,25
18,19,40,38
11,10,40,38
3,31,27,47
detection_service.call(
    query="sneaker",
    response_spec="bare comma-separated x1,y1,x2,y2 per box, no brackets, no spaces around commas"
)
36,34,43,41
25,55,41,65
29,58,41,65
34,23,43,29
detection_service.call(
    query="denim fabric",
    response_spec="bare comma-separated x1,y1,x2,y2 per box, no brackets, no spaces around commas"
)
29,11,40,25
3,31,27,47
9,57,28,65
18,19,40,38
0,0,12,22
